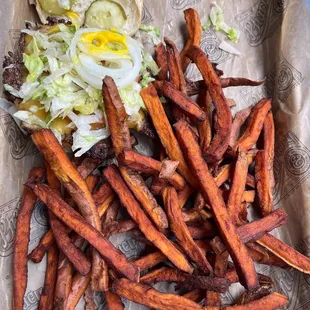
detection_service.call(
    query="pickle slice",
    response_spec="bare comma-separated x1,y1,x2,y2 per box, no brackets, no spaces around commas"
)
85,0,126,30
38,0,68,15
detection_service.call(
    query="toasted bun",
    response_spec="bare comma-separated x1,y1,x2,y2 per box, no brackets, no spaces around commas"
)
30,0,143,35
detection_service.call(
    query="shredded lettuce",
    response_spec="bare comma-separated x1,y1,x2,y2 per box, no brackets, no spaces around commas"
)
23,54,44,83
119,83,145,115
202,19,212,31
13,110,47,128
139,51,159,88
208,2,240,43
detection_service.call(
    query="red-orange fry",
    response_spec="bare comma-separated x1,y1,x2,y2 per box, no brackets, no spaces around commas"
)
174,119,258,290
185,46,232,163
13,167,44,310
39,245,58,310
155,42,168,81
105,290,124,310
27,183,139,281
163,186,213,274
103,165,193,273
234,98,271,152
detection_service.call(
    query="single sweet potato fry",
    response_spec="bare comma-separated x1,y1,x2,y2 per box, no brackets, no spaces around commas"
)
178,184,194,208
13,167,44,310
182,289,205,303
155,43,168,81
263,111,275,187
174,119,258,290
180,8,202,72
112,278,204,310
185,46,232,163
65,273,91,310
257,233,310,273
31,129,106,290
206,252,229,307
77,157,101,179
210,209,287,254
159,159,179,179
227,147,248,223
28,229,54,263
246,174,255,189
229,106,252,148
162,186,213,274
198,89,212,153
140,84,197,187
140,266,230,292
134,251,167,270
102,76,131,155
234,99,271,152
120,167,169,230
165,37,187,94
161,81,206,121
27,183,139,281
39,245,58,310
102,220,137,238
255,150,274,216
221,77,265,88
118,150,186,190
237,287,272,305
105,290,124,310
54,252,73,310
224,292,288,310
104,165,193,273
84,285,96,310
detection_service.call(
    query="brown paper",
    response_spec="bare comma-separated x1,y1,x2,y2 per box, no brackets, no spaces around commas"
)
1,0,310,309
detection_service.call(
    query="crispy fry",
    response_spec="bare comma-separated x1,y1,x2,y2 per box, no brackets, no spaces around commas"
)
257,233,310,273
150,176,168,196
229,106,252,148
206,252,229,307
224,292,288,310
185,46,232,163
84,285,96,310
140,266,230,292
162,186,213,274
222,190,255,204
85,175,99,192
93,182,115,213
102,220,137,238
54,252,73,310
104,165,193,273
13,167,44,310
165,37,187,94
105,290,124,310
65,273,91,310
140,84,197,187
210,209,287,254
182,289,205,303
28,229,54,263
159,159,179,179
77,157,101,179
198,89,212,153
246,174,255,189
180,8,202,72
45,160,91,276
27,183,139,281
120,167,169,230
161,81,206,121
39,245,58,310
155,43,168,81
104,199,120,223
174,119,258,290
178,184,194,208
186,79,265,96
255,150,274,216
247,245,288,268
31,129,106,290
187,225,216,239
263,111,275,187
134,251,167,270
234,99,271,152
112,278,204,310
237,287,271,305
227,147,248,223
102,76,131,155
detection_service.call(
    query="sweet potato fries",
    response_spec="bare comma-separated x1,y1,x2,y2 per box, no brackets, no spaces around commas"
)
13,7,309,310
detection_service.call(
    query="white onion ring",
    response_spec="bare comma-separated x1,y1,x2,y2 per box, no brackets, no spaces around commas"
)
69,28,142,89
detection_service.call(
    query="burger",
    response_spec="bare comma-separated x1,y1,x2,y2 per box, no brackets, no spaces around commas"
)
3,0,159,158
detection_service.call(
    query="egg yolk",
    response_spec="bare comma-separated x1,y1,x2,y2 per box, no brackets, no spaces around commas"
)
79,30,128,55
